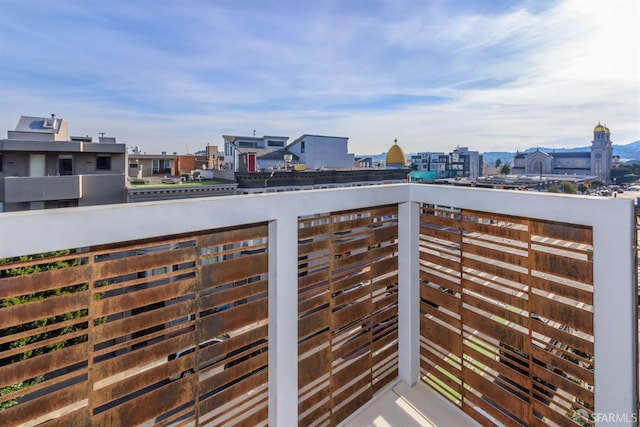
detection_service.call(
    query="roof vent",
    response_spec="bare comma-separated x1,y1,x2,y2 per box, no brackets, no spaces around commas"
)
43,114,57,129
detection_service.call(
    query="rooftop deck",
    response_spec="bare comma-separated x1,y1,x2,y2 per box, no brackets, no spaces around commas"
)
0,184,636,426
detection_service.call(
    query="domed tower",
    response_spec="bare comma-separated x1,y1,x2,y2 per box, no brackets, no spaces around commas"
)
385,139,407,169
591,122,613,183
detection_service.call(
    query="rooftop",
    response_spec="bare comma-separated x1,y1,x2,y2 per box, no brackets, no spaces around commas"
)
0,185,636,426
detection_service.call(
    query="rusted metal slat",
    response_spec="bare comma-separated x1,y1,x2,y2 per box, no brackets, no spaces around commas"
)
462,278,527,309
93,279,195,318
0,264,91,299
200,252,267,286
462,292,528,328
420,316,462,355
463,256,528,284
532,250,593,284
462,309,526,351
0,290,90,331
93,246,197,279
200,298,268,340
419,225,461,243
529,293,593,334
461,219,529,241
420,284,459,313
420,251,460,272
1,381,87,427
197,223,267,248
0,342,88,390
462,367,529,421
463,241,529,268
530,220,592,245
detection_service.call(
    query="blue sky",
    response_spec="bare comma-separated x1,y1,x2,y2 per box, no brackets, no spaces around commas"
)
0,0,638,155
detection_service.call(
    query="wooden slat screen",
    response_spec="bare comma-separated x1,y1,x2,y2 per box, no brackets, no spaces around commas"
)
419,205,595,427
0,223,269,427
297,205,399,426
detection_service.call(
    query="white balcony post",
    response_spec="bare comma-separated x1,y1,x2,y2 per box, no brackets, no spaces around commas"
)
398,201,420,386
593,201,637,426
268,215,299,426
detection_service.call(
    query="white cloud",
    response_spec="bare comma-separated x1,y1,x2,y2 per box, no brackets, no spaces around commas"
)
0,0,637,155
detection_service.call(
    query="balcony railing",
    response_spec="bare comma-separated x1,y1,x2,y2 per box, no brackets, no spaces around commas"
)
0,184,636,426
3,175,81,203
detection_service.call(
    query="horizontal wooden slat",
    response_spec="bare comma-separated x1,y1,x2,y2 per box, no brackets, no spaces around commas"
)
532,250,593,284
421,316,462,355
462,292,527,328
463,241,529,268
419,225,461,243
530,274,592,304
462,278,526,309
461,218,529,241
462,367,529,421
463,256,528,284
529,293,593,334
462,309,525,351
530,220,592,245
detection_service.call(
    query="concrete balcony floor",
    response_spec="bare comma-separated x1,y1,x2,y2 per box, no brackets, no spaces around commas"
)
343,381,479,427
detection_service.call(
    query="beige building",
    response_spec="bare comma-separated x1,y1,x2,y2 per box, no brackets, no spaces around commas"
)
0,115,127,212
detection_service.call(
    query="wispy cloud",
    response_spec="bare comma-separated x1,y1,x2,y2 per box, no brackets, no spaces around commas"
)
0,0,637,154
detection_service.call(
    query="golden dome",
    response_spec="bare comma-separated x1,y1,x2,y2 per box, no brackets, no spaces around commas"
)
385,139,407,166
594,123,606,132
604,126,610,134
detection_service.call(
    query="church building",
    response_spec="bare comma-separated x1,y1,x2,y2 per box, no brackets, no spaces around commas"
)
511,123,613,182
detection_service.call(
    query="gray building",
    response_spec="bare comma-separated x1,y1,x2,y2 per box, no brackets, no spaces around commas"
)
0,115,127,212
511,123,614,182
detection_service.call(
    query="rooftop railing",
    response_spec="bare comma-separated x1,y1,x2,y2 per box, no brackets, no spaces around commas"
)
0,184,636,426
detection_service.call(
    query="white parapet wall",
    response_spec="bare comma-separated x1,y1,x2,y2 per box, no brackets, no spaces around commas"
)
0,184,636,426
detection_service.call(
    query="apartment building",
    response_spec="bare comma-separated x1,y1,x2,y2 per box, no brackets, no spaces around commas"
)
0,115,127,212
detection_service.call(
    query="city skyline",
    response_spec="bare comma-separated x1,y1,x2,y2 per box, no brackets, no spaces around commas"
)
0,0,638,154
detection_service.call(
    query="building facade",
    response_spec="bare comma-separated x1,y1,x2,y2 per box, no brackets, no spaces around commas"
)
410,152,450,178
223,135,290,172
511,123,614,182
0,115,127,212
410,147,482,179
285,134,354,170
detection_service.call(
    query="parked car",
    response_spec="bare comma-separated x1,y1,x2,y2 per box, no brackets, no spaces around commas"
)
169,337,225,381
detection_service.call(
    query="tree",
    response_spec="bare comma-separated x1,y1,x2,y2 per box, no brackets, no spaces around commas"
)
548,181,577,194
500,164,511,176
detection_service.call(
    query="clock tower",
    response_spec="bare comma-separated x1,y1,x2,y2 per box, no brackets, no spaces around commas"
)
590,123,613,183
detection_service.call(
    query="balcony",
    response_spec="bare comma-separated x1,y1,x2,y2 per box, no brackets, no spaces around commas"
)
3,175,81,203
0,184,636,426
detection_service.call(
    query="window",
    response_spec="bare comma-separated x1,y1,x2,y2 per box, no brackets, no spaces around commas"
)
129,163,138,168
267,140,285,147
238,141,257,148
152,159,172,174
0,153,2,172
301,140,305,153
58,155,73,175
96,155,111,170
